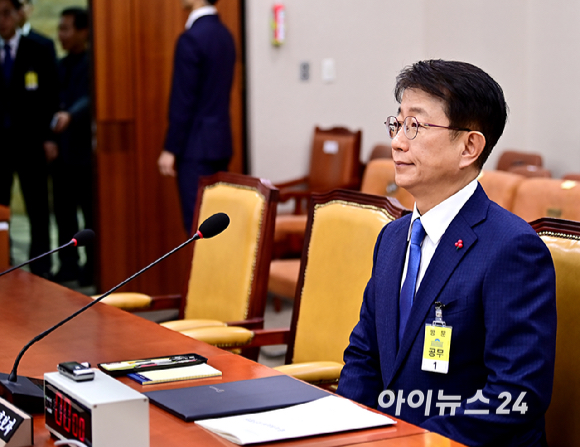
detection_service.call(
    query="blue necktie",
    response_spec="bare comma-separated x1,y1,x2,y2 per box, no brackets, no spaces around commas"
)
3,42,13,82
398,218,426,344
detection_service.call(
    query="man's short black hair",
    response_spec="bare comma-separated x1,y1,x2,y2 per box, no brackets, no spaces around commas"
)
207,0,219,5
7,0,22,10
394,59,508,170
61,7,89,30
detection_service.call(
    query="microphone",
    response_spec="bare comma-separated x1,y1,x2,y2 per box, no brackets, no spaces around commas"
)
0,229,95,278
0,213,229,413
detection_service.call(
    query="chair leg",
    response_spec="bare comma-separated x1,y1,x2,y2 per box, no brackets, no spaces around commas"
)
273,296,282,313
241,346,260,361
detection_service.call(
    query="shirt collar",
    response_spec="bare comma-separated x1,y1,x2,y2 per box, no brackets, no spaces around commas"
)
185,5,217,29
1,29,21,51
21,22,31,36
408,178,478,244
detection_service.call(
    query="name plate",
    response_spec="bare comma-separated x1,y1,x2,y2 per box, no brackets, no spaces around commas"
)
0,397,33,447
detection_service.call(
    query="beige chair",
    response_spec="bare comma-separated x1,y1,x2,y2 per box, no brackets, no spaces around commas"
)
97,173,279,357
273,126,362,260
187,190,410,385
477,170,525,212
530,217,580,447
508,165,551,178
269,159,413,311
0,205,9,271
511,178,580,222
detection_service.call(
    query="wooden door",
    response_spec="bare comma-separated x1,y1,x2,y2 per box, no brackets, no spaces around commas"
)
91,0,245,294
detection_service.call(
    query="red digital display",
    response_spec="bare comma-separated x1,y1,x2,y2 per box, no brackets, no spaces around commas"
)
45,383,92,446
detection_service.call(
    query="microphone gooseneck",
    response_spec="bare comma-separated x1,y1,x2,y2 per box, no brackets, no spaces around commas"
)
7,213,229,383
0,229,95,278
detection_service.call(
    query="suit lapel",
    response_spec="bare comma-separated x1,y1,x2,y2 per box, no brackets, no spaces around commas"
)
387,184,490,384
379,216,410,381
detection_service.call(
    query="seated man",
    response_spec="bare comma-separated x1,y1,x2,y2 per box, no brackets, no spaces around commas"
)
337,60,556,447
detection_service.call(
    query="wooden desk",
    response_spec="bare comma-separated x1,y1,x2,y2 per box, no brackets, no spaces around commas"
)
0,271,464,446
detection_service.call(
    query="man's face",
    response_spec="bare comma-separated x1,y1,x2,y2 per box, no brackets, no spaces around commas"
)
58,14,87,52
392,88,466,204
0,0,18,41
17,0,31,27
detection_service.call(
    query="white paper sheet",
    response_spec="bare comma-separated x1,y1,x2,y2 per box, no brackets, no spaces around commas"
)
196,395,395,445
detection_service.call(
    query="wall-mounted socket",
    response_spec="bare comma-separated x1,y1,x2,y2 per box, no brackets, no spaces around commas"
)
300,62,310,81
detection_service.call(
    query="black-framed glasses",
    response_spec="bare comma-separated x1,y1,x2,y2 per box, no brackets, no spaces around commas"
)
384,116,472,140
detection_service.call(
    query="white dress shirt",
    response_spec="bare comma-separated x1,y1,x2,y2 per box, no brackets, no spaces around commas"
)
0,30,21,64
185,5,217,29
401,178,478,293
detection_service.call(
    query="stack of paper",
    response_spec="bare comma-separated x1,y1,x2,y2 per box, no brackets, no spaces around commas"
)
128,363,221,385
196,395,395,445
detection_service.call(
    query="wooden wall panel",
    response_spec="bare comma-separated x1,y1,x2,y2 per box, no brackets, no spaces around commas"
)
92,0,245,295
92,0,134,121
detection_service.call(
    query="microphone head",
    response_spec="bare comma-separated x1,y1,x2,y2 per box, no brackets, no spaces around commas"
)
197,213,230,239
72,229,95,247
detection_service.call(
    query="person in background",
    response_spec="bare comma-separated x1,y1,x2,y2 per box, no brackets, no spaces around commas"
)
337,59,556,447
158,0,235,234
48,7,92,285
17,0,56,60
0,0,58,278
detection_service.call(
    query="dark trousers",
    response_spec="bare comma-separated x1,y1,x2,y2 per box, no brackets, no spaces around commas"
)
177,158,230,235
51,159,94,278
0,136,51,276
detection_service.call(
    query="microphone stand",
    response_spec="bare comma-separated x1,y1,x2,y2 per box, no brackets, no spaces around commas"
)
0,232,200,414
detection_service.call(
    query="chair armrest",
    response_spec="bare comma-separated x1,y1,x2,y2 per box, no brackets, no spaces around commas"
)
225,317,264,330
94,292,152,310
160,319,227,331
94,293,182,312
181,326,255,348
274,361,343,385
148,294,182,310
245,327,291,347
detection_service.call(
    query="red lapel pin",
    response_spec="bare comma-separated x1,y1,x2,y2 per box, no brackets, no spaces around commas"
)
454,239,463,250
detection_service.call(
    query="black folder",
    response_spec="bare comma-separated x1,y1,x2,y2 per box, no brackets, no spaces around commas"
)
144,375,330,422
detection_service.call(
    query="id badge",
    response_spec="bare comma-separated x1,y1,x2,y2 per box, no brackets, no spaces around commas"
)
25,71,38,91
421,302,452,374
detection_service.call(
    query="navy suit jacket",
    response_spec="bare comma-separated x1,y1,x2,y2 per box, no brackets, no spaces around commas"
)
0,35,58,150
337,184,557,447
164,14,235,162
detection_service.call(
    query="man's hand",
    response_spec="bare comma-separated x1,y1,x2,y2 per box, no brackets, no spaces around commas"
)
52,111,72,133
44,141,59,162
158,150,176,177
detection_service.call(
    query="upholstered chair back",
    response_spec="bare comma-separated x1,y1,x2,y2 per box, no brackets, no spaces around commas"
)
477,170,525,212
183,173,278,323
532,218,580,447
289,190,408,365
512,178,580,222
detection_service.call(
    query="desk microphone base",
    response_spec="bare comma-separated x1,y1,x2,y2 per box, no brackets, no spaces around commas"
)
0,373,44,415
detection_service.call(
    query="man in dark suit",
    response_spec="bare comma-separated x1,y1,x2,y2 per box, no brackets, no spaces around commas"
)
158,0,235,234
18,0,56,61
337,60,556,447
0,0,58,277
48,7,92,285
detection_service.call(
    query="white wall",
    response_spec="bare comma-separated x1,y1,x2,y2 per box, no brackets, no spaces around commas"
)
246,0,580,182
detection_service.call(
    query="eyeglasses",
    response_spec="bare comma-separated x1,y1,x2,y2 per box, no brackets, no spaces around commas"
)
385,116,472,140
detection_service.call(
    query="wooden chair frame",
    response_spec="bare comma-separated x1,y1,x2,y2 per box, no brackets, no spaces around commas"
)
276,127,362,215
115,172,279,331
244,189,410,364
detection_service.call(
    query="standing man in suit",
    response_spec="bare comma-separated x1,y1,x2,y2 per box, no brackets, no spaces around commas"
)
337,60,556,447
0,0,58,277
49,7,92,285
17,0,56,61
158,0,235,234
